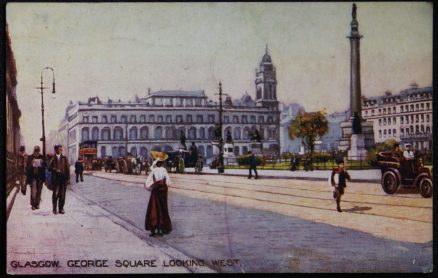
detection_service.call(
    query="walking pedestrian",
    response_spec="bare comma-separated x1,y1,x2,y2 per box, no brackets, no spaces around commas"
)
330,158,351,212
49,145,70,214
25,146,45,210
247,151,258,179
75,160,84,183
144,153,172,237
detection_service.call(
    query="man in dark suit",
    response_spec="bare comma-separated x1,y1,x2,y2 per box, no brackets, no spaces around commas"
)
75,160,84,183
247,151,258,179
49,145,70,214
25,146,45,210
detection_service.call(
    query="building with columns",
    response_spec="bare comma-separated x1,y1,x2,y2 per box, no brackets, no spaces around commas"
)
57,49,281,164
362,84,433,151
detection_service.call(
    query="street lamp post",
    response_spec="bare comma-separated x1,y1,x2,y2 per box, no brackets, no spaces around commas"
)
217,82,224,173
36,67,56,158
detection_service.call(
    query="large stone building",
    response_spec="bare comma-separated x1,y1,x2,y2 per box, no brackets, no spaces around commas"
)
58,49,281,164
362,84,433,151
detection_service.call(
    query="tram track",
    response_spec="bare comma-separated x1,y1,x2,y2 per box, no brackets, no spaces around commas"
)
91,173,432,224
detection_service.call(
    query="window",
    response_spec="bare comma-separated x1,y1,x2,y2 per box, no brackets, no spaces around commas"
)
242,116,248,123
187,115,192,123
400,117,404,124
383,108,386,114
416,104,419,111
197,115,203,123
157,115,163,123
164,98,172,107
400,106,404,112
421,114,424,122
224,116,229,123
388,118,391,125
140,115,146,123
91,127,99,140
101,146,106,158
393,107,396,113
130,115,136,123
121,115,127,123
82,127,89,141
166,115,172,123
383,129,387,135
426,114,430,122
426,103,430,110
176,115,183,123
208,114,215,123
154,127,163,139
378,119,382,126
102,116,107,123
148,115,155,122
111,115,117,123
129,127,137,140
365,110,368,116
383,118,386,125
388,129,391,135
83,116,89,123
233,116,239,123
194,98,202,107
371,109,375,115
92,116,98,123
416,115,419,123
140,127,148,139
421,103,424,110
378,109,382,115
188,127,196,139
250,116,256,123
101,128,110,140
154,98,163,106
393,117,396,124
175,98,183,107
185,98,193,107
406,115,409,124
259,116,264,123
267,116,273,123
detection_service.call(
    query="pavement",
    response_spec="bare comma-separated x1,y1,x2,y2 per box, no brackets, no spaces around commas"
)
6,182,215,274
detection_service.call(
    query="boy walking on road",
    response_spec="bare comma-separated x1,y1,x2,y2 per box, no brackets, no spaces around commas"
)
331,158,351,212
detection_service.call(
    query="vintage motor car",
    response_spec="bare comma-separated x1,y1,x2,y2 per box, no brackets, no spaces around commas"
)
376,151,432,198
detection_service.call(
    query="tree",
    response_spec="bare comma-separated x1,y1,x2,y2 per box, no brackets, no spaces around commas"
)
288,110,329,156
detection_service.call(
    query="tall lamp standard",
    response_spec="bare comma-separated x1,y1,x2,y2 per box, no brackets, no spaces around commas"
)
36,67,56,158
216,82,225,173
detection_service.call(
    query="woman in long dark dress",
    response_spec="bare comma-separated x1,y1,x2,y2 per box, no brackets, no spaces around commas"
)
144,159,172,237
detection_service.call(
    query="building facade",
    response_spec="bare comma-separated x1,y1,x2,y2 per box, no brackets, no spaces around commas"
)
6,24,23,193
58,50,281,164
362,84,433,150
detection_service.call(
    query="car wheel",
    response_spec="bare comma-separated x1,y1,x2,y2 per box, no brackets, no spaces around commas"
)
381,171,399,194
419,178,433,198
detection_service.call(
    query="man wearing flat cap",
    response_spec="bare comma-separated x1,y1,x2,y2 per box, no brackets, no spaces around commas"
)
25,146,45,210
49,145,70,214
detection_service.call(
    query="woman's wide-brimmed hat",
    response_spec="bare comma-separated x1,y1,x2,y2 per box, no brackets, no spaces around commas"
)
150,151,169,161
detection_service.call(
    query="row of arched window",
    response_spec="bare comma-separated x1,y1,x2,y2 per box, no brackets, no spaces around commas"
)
81,125,276,142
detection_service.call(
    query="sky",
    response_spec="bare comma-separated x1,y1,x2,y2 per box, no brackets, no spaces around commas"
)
6,2,433,148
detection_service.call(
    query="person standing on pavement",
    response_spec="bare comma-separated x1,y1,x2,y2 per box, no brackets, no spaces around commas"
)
49,145,70,214
330,158,351,212
144,154,172,237
25,146,45,210
17,146,28,195
74,160,84,183
247,151,258,179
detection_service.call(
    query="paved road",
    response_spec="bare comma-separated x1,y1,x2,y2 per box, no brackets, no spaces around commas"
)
71,174,432,273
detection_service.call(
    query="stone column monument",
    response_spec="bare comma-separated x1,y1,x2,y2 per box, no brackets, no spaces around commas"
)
338,3,374,160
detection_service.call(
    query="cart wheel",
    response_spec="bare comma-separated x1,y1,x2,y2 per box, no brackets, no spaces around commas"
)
381,171,399,194
419,178,433,198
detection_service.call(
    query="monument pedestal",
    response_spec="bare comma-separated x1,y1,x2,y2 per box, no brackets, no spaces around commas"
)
338,119,374,153
348,134,367,160
249,142,263,155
